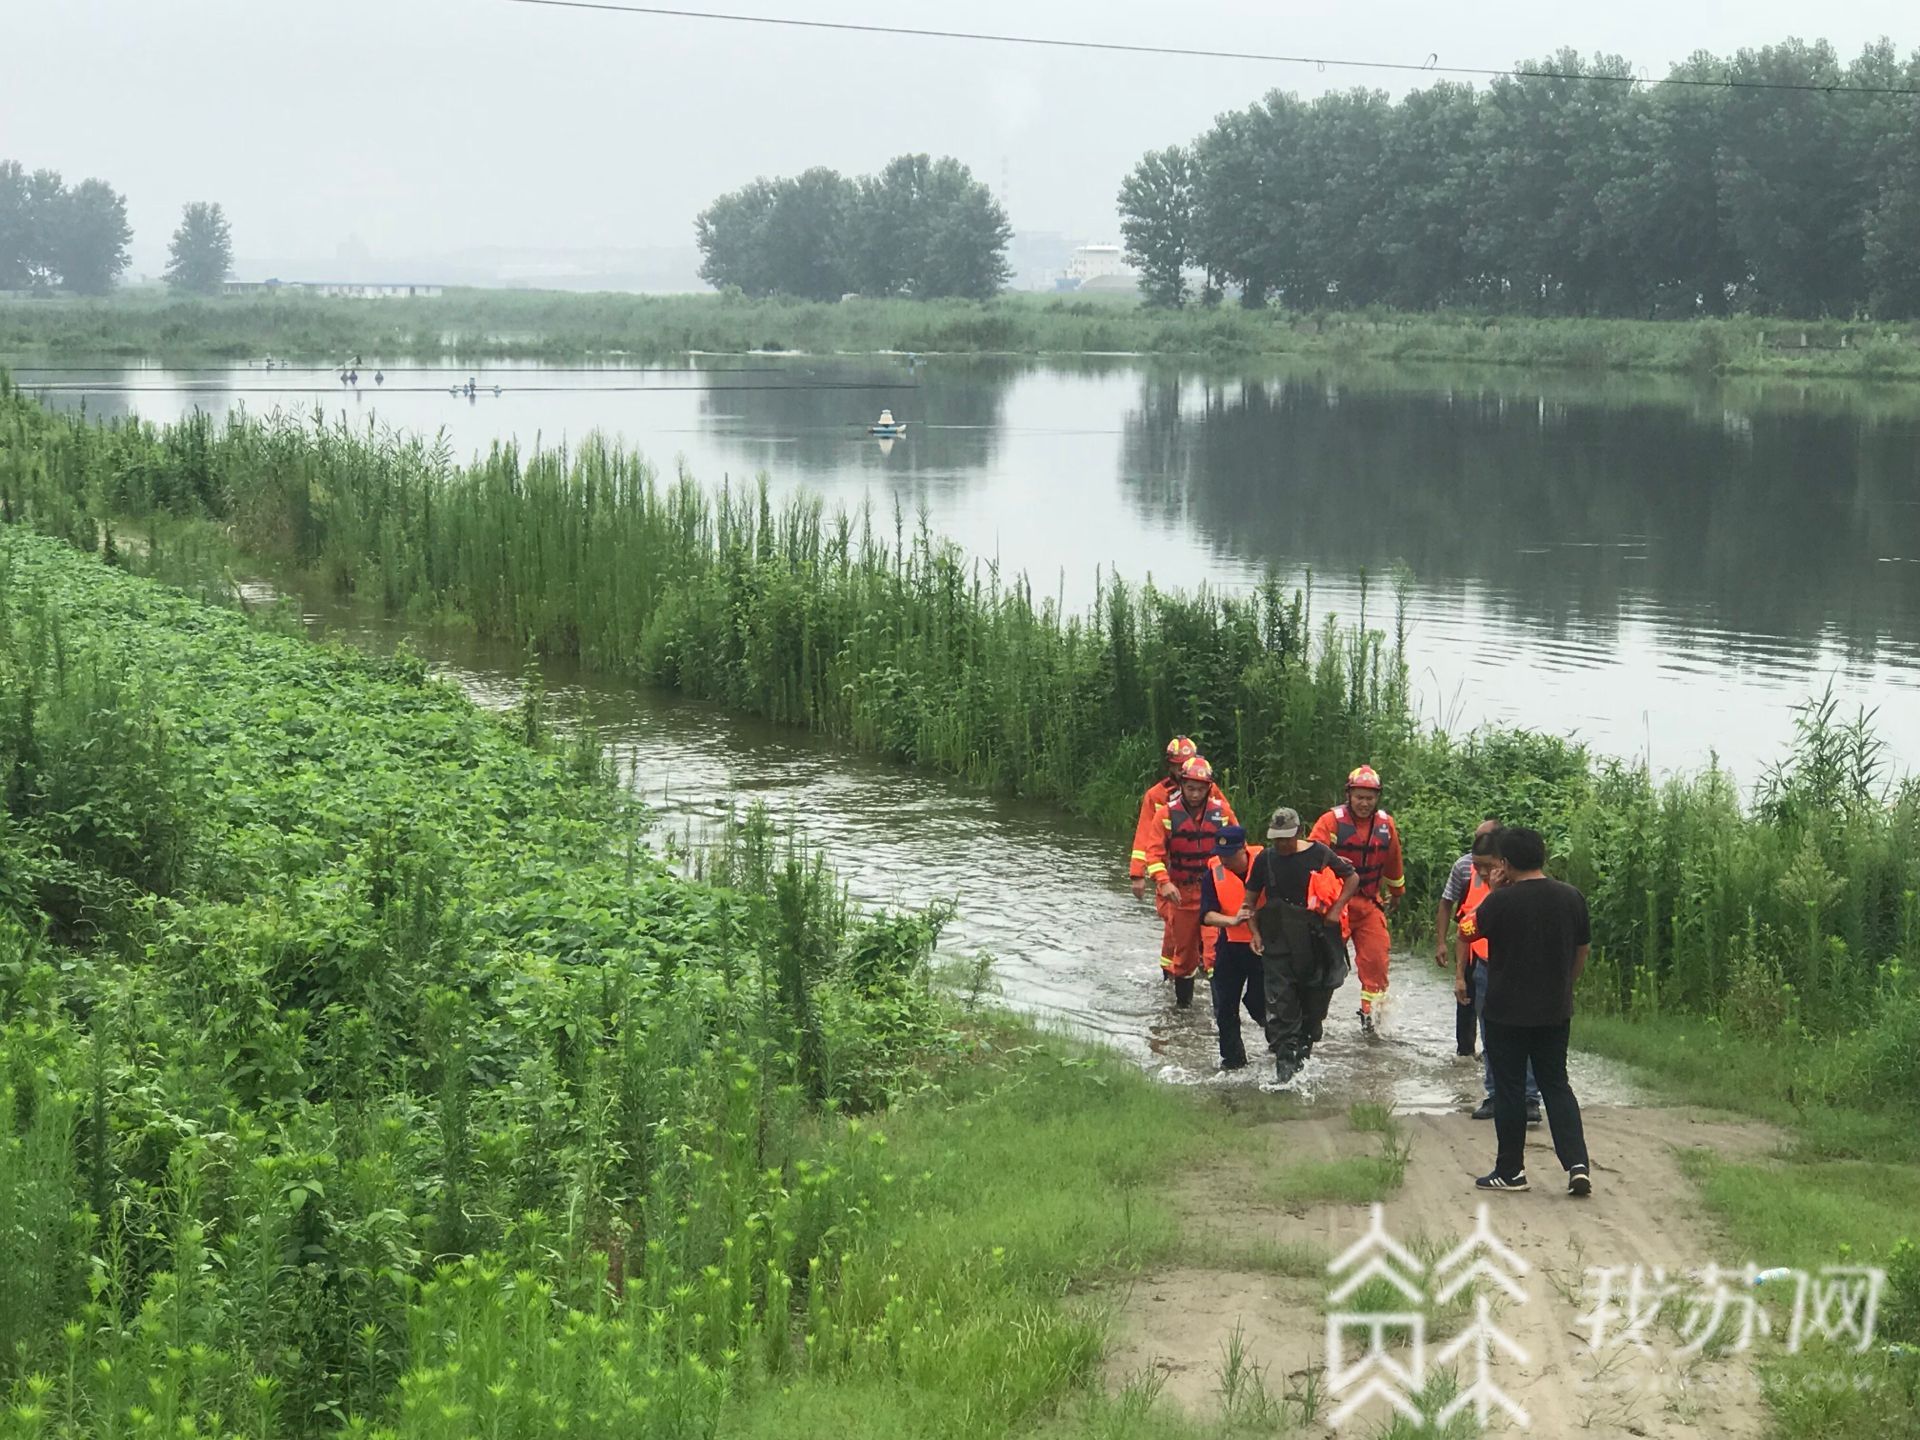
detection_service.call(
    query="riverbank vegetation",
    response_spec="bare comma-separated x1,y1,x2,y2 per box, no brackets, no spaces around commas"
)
6,380,1918,1064
9,290,1920,382
1119,38,1920,319
2,523,1353,1438
3,380,1918,1435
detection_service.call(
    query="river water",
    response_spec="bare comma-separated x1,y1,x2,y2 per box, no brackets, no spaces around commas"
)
19,353,1920,781
18,349,1916,1108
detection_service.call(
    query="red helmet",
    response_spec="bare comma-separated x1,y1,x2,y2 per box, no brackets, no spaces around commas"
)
1346,764,1382,793
1179,756,1214,784
1164,735,1198,762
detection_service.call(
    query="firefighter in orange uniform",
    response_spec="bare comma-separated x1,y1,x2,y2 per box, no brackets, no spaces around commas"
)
1308,765,1405,1033
1129,736,1234,897
1143,756,1232,1008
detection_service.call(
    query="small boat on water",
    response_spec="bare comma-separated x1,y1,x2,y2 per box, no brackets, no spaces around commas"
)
868,408,908,437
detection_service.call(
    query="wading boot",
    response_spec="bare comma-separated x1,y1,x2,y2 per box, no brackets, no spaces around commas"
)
1173,976,1196,1008
1273,1051,1301,1086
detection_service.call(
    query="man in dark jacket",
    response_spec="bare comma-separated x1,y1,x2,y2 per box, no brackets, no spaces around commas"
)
1468,827,1594,1198
1246,807,1358,1084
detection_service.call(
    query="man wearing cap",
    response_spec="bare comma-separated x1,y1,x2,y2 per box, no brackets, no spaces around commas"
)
1246,807,1359,1083
1200,824,1264,1070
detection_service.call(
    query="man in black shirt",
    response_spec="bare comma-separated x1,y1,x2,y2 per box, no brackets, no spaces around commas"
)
1468,827,1593,1197
1246,807,1358,1084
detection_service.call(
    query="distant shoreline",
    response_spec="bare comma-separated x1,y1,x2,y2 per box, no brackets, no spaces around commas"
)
4,289,1920,383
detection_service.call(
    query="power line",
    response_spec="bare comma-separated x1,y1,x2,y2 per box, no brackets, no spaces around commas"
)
497,0,1920,97
22,381,919,395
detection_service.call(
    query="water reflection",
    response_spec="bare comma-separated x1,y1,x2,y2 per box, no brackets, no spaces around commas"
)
1119,368,1920,666
13,351,1920,773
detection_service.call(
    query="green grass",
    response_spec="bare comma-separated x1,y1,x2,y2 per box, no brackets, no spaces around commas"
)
0,523,1388,1438
1576,1013,1920,1439
6,289,1920,381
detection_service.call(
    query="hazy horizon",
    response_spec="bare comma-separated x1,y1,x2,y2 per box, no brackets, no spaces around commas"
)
9,1,1914,285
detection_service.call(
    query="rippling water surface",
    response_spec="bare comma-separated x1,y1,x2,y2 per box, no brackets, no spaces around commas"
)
26,352,1920,779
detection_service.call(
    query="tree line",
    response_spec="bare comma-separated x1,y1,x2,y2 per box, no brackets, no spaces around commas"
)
2,160,235,296
1118,38,1920,319
695,153,1011,301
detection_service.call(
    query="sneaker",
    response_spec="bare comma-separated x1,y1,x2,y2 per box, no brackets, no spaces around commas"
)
1526,1102,1543,1126
1568,1164,1592,1198
1471,1098,1495,1120
1475,1170,1529,1192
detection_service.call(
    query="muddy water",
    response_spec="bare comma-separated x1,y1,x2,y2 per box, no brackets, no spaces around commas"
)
267,586,1639,1112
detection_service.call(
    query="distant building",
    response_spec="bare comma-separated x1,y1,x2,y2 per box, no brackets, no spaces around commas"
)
1065,244,1131,285
219,278,444,298
305,281,444,299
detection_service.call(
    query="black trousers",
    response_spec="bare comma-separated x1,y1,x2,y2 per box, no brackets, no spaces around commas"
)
1455,990,1478,1055
1209,941,1265,1065
1263,966,1337,1064
1483,1018,1589,1178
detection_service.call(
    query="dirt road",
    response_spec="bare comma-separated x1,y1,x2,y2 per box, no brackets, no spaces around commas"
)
1105,1104,1784,1436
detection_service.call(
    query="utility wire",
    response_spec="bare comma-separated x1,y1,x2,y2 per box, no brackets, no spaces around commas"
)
23,381,919,395
497,0,1920,97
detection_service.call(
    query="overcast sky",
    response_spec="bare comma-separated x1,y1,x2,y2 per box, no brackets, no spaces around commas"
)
7,0,1913,273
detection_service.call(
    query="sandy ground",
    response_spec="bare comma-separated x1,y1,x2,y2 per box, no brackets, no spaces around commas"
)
1104,1103,1785,1437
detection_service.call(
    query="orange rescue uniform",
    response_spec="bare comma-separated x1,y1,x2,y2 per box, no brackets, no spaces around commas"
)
1129,778,1236,880
1143,791,1233,979
1308,803,1405,1007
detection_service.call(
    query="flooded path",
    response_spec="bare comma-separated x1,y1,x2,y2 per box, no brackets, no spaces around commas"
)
273,587,1639,1112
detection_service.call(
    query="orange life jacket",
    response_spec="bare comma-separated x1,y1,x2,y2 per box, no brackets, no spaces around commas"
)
1457,871,1491,962
1131,777,1236,877
1156,794,1230,890
1325,804,1400,901
1206,845,1263,943
1306,865,1353,939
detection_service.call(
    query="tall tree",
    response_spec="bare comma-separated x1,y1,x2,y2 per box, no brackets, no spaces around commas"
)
1118,146,1195,307
1716,40,1870,315
764,169,856,301
1370,81,1479,309
0,162,35,290
164,202,233,295
54,178,131,295
915,157,1011,300
0,165,69,290
700,155,1008,302
694,177,779,295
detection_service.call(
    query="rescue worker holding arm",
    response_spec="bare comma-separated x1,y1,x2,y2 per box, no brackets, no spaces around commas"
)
1129,736,1237,983
1309,765,1405,1034
1200,825,1264,1070
1128,737,1236,898
1246,807,1359,1084
1436,816,1503,1058
1142,756,1232,1008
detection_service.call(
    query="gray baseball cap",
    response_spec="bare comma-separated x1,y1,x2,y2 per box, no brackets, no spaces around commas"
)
1266,806,1301,839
